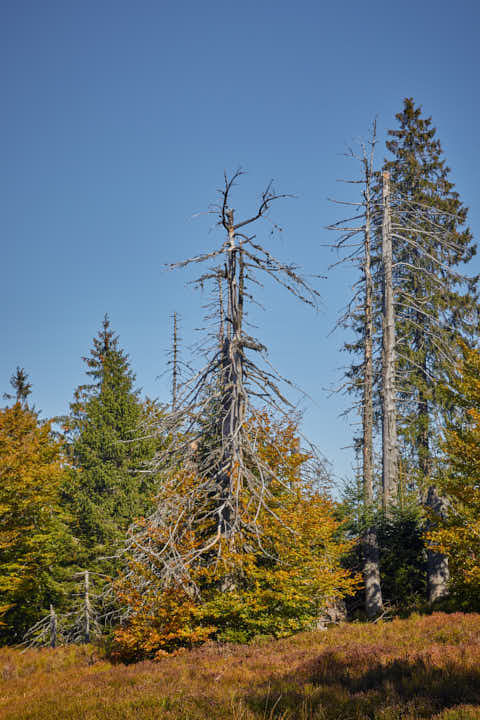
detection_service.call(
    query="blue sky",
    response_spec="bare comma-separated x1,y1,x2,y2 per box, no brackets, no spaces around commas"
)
1,0,479,484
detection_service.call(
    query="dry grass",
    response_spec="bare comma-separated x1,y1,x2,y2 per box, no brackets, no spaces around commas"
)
1,613,479,719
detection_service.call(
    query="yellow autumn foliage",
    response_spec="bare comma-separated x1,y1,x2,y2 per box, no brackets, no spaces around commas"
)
428,344,480,605
0,403,69,640
114,413,359,659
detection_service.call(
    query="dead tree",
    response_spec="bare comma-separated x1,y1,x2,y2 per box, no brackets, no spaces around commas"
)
216,207,245,539
425,487,450,602
84,570,91,643
22,608,63,650
171,313,179,411
128,170,322,599
329,127,474,606
217,274,225,346
327,125,384,617
362,144,383,617
381,171,398,510
49,605,57,648
22,571,104,648
165,311,194,421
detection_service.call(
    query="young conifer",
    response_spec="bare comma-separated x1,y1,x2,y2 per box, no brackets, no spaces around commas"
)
63,315,160,577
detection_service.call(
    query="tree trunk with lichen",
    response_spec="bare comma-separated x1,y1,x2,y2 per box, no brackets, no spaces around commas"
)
381,171,398,511
362,158,383,618
216,210,245,543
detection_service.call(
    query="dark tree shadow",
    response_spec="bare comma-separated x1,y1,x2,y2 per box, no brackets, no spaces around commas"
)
245,649,480,719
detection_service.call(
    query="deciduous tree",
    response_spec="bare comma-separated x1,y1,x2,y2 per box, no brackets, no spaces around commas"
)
428,343,480,608
0,401,70,642
114,414,358,658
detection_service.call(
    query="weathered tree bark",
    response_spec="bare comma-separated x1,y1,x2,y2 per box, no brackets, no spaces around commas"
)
217,274,225,347
49,604,57,648
362,158,383,617
425,485,450,603
381,171,398,510
84,570,91,643
416,369,450,602
217,209,245,541
327,131,384,616
172,313,178,411
363,528,383,616
141,172,320,593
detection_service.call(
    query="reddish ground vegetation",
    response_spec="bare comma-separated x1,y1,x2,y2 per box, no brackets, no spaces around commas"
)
1,613,479,719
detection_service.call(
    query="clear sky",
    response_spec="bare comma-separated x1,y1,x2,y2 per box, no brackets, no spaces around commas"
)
1,0,479,485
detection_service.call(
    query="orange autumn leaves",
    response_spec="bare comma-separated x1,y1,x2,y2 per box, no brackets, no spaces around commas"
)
114,413,358,659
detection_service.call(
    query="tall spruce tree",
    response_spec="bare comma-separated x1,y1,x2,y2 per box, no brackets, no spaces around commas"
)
63,315,160,577
383,98,478,601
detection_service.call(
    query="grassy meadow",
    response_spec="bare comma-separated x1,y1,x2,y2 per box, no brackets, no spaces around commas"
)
1,613,479,720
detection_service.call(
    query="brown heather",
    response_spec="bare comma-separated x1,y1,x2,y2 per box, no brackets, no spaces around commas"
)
1,613,480,719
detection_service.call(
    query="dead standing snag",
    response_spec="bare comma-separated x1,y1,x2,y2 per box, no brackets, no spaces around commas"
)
128,170,322,599
327,125,384,617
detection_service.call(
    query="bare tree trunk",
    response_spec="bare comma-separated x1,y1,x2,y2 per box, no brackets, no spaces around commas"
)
217,209,245,542
49,604,57,648
416,366,450,602
381,171,398,510
425,486,450,603
363,527,383,616
362,156,383,617
84,570,91,643
326,129,384,616
172,313,178,411
217,274,225,346
140,172,321,592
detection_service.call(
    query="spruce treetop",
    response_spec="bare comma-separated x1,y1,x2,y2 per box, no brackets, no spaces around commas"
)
63,315,158,576
3,367,32,406
385,97,476,267
82,313,135,389
382,97,478,483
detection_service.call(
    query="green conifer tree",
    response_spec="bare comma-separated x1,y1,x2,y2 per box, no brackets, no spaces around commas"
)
384,98,477,481
3,367,32,406
383,98,478,601
63,315,160,577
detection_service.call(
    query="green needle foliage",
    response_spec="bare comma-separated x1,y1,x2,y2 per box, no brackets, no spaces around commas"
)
384,97,478,483
62,315,161,578
3,367,32,406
